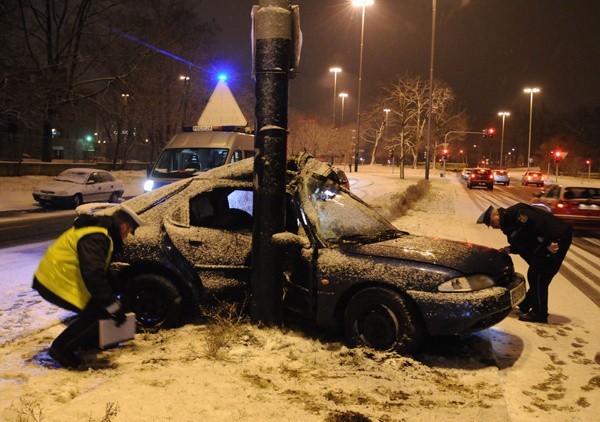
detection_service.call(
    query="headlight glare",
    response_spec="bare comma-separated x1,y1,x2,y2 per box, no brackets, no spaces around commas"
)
438,274,494,292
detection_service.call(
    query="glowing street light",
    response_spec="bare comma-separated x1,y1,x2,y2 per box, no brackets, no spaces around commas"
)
352,0,374,172
497,111,510,167
330,67,342,127
523,87,540,171
338,92,348,126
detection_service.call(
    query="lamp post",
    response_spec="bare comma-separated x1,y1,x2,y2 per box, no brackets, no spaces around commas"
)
523,87,540,171
383,108,391,168
330,67,342,127
497,111,510,167
339,92,348,126
352,0,374,172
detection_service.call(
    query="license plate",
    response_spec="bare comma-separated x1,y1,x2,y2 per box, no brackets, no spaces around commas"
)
510,283,526,306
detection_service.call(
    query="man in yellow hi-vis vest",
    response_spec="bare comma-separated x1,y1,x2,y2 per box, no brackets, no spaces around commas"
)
33,203,143,369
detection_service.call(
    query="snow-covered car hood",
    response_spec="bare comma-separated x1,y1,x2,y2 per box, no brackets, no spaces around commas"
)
34,180,80,193
341,234,511,276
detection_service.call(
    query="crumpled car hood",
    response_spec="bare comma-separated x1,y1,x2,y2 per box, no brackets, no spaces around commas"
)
341,234,511,275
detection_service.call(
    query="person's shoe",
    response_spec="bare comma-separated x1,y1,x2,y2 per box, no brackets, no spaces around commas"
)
518,312,548,323
518,302,531,314
48,346,84,369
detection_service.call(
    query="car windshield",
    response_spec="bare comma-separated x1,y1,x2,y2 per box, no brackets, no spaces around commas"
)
151,148,229,179
300,174,398,245
54,170,88,184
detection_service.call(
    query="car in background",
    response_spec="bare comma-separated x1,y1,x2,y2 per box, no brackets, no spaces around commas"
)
461,168,472,180
492,170,510,185
521,171,544,187
530,184,600,230
333,167,350,190
33,168,124,208
80,153,525,355
467,168,494,190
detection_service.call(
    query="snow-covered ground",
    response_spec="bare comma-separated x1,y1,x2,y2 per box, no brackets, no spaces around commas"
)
1,166,599,421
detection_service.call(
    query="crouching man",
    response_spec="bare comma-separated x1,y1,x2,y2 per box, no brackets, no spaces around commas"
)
477,203,573,323
32,204,143,368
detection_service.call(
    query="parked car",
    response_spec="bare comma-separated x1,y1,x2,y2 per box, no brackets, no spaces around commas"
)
521,171,544,187
530,184,600,230
81,154,525,354
467,168,494,190
492,170,510,185
33,168,124,208
461,168,472,180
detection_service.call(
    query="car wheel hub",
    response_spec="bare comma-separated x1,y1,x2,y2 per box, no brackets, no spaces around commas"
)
358,304,400,350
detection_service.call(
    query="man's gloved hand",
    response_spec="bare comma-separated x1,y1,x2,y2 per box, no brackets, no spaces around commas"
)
105,301,127,327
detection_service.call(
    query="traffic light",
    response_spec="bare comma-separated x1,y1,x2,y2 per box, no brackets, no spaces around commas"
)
553,151,562,163
586,159,591,165
442,148,449,161
486,128,495,138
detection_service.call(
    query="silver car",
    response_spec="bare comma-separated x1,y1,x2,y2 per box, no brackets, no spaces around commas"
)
32,168,124,208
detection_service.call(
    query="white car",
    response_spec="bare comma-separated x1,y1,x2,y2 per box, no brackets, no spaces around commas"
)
461,168,472,180
32,168,125,208
492,170,510,185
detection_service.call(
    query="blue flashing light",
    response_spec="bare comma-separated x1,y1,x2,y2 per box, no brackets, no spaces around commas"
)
217,73,227,81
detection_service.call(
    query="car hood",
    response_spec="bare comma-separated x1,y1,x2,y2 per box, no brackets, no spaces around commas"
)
341,234,511,275
35,180,80,192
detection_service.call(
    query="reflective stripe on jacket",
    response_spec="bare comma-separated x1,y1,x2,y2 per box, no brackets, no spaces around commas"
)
34,226,114,310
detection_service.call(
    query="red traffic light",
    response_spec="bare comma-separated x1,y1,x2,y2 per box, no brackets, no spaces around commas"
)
443,148,449,155
487,128,495,137
585,159,591,165
554,151,562,158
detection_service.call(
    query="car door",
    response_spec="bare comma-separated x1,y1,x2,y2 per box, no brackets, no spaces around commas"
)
96,171,117,201
82,172,104,202
164,182,254,289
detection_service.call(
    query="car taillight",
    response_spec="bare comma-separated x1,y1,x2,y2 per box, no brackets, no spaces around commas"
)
489,174,494,179
507,173,510,177
541,176,545,180
527,176,531,180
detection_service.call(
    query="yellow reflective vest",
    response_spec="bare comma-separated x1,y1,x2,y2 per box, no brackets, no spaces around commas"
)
35,226,114,310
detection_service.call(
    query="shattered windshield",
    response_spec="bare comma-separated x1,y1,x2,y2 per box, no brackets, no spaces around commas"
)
151,148,229,179
300,173,397,245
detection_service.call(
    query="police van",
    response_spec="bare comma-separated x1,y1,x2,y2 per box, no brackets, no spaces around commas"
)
143,126,254,191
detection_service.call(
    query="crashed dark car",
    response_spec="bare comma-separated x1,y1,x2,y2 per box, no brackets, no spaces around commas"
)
92,153,525,354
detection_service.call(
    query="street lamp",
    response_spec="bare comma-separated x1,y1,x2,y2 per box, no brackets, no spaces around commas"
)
339,92,348,126
497,111,510,167
330,67,342,127
352,0,374,172
523,87,540,171
383,108,391,170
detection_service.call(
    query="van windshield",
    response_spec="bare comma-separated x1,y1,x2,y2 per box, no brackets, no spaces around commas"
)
151,148,229,178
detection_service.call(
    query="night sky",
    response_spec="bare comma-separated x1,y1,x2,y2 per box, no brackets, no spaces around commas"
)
198,0,599,129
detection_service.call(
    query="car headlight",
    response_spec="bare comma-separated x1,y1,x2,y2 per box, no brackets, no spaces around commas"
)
438,274,494,292
143,180,154,192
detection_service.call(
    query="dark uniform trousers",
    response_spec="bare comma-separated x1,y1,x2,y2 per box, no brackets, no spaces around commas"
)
521,235,572,317
33,277,101,352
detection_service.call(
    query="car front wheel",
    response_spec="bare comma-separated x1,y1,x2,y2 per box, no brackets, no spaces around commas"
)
343,287,424,355
124,273,183,331
71,194,83,208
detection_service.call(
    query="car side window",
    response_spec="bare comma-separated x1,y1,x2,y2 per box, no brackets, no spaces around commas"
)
546,186,560,198
231,150,243,163
87,172,100,184
190,188,253,231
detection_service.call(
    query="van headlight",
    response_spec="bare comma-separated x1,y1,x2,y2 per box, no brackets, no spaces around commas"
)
143,180,154,192
438,274,494,292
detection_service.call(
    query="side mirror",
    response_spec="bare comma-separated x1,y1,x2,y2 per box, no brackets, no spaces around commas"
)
271,232,310,249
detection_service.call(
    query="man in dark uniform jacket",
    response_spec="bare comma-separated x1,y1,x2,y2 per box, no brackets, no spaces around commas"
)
477,203,573,323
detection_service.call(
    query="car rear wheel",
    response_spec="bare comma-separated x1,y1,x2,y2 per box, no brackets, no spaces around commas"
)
343,287,424,355
71,194,83,209
124,273,183,331
109,192,120,203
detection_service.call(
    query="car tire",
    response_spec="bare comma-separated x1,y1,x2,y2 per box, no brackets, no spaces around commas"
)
71,194,83,209
488,185,494,190
467,184,472,189
343,287,424,355
109,192,120,203
124,273,183,331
